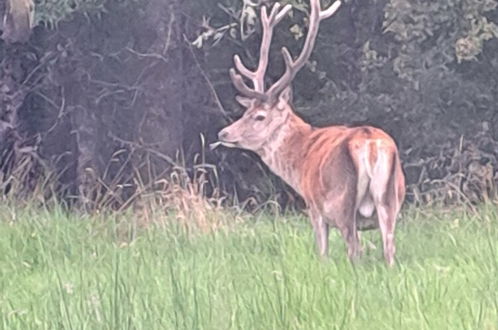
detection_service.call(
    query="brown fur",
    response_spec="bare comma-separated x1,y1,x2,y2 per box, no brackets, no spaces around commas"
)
219,107,406,265
218,0,405,265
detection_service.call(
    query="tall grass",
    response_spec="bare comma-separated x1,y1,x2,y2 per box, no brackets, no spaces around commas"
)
0,204,497,329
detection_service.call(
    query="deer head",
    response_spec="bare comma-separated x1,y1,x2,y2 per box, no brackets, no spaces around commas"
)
217,0,342,151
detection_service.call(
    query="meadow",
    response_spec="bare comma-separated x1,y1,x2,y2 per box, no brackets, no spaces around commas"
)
0,203,497,329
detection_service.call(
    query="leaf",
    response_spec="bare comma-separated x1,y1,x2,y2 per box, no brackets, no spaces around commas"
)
192,35,203,49
289,24,303,40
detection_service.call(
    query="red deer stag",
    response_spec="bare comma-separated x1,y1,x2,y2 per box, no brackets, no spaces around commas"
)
215,0,405,265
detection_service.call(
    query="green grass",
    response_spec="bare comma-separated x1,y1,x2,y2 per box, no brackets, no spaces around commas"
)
0,205,497,329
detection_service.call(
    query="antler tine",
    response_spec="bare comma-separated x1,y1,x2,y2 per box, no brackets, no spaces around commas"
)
253,4,291,91
265,2,280,24
233,55,255,79
267,3,292,26
229,68,268,101
267,0,342,98
231,3,292,97
320,0,342,20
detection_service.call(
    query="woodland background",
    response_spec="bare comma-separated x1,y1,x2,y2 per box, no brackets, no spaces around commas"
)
0,0,497,211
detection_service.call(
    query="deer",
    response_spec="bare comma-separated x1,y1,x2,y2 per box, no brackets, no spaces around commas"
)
214,0,406,266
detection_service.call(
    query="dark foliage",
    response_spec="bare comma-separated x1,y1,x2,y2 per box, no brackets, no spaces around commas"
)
0,0,496,210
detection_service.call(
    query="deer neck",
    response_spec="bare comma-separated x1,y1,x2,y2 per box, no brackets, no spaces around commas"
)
257,111,312,195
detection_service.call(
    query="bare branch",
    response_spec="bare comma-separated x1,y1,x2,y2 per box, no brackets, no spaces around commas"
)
184,35,228,117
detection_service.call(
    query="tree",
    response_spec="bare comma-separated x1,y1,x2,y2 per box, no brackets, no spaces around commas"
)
0,0,201,208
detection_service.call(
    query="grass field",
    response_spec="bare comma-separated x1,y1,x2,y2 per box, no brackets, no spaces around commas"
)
0,204,497,329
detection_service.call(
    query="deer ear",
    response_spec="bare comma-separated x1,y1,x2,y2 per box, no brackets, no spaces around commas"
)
235,95,253,108
276,87,293,110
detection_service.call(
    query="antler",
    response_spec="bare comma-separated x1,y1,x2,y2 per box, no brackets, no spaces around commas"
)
230,0,341,102
267,0,342,98
230,3,292,101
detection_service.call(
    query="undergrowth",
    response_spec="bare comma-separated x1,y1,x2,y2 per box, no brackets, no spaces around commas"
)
0,202,497,329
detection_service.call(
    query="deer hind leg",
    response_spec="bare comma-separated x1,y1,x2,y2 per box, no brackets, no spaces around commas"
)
309,209,329,257
375,203,396,266
370,154,398,266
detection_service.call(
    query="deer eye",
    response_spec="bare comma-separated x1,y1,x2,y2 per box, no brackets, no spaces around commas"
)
254,114,266,121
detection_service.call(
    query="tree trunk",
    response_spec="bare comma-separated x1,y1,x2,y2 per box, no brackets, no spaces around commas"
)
65,75,103,209
0,46,38,195
135,0,184,182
